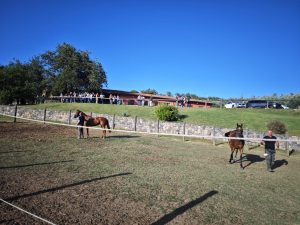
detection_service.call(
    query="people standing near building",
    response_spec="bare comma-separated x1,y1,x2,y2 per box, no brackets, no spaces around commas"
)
137,95,141,106
149,95,153,107
117,95,120,105
141,96,145,106
261,130,279,172
109,94,113,104
96,93,99,104
60,92,64,103
100,93,105,104
77,112,85,139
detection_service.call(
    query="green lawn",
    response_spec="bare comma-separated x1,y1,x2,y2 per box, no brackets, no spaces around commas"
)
1,121,299,225
26,103,300,136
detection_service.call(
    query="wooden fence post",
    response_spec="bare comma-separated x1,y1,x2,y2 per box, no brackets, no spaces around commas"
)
285,132,289,157
113,114,116,129
14,104,17,123
183,122,186,142
43,108,47,124
245,129,249,151
134,116,137,132
157,120,160,137
212,126,216,146
68,110,72,125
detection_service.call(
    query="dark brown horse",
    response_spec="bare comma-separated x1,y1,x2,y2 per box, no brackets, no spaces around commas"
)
225,123,245,169
74,110,111,139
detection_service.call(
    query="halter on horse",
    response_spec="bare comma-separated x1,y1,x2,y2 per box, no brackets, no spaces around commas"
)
74,110,111,139
225,123,245,169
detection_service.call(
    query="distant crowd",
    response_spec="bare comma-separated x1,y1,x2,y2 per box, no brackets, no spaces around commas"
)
56,92,190,107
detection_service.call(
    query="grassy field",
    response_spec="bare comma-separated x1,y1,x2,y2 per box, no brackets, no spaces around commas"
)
0,118,300,224
27,102,300,136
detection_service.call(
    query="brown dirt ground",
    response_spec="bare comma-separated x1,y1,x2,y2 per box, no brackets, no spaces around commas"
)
0,122,172,225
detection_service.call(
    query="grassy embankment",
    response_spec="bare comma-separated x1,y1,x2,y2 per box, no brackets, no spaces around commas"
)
27,103,300,136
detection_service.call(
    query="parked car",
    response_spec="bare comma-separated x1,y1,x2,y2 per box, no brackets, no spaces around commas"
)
272,103,289,109
224,102,237,108
246,100,273,108
236,103,246,108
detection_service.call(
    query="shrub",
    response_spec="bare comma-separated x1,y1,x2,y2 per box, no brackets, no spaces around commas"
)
155,104,179,121
267,120,287,134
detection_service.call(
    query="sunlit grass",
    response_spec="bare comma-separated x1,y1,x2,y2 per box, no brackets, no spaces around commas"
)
26,103,300,135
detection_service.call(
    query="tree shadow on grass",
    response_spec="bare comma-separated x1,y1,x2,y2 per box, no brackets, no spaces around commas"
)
0,150,28,154
5,172,132,201
151,190,218,225
178,114,188,121
107,135,141,139
84,135,140,140
0,160,74,169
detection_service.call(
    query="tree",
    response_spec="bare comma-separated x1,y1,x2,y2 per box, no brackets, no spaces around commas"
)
166,91,173,97
0,59,45,104
140,88,158,95
41,43,107,95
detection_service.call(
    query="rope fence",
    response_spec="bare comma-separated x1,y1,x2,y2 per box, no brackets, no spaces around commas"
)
0,198,57,225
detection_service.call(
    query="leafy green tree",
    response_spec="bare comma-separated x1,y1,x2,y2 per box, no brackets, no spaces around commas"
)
41,43,107,95
166,91,173,97
287,94,300,109
0,59,45,104
140,88,158,95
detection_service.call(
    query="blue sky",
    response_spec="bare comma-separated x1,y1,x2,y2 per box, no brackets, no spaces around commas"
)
1,0,299,98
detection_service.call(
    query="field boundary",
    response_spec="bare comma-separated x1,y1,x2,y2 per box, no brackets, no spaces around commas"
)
0,112,295,144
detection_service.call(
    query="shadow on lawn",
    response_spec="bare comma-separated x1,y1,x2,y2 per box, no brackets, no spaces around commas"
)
151,190,218,225
273,159,288,169
238,154,265,169
5,172,132,201
0,160,74,169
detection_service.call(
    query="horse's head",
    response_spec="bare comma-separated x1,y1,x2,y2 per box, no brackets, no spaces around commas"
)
236,123,243,135
74,110,82,118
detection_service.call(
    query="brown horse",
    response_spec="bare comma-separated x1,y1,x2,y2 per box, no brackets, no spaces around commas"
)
225,123,245,169
74,110,111,139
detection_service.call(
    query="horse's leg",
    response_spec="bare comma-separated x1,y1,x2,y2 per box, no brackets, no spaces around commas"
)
240,148,244,169
86,128,89,138
234,149,238,161
229,149,234,164
103,128,106,139
99,125,104,139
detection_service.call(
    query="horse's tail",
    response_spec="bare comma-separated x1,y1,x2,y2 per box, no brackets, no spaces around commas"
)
106,120,111,133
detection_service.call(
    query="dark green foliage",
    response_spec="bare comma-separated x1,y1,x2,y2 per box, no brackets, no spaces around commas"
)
41,43,107,95
0,43,107,104
287,95,300,109
155,104,179,121
267,120,287,134
140,88,158,95
0,59,44,104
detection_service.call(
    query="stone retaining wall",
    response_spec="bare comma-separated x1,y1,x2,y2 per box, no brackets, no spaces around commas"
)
1,105,299,151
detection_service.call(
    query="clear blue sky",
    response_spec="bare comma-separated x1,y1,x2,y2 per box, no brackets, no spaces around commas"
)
1,0,299,98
